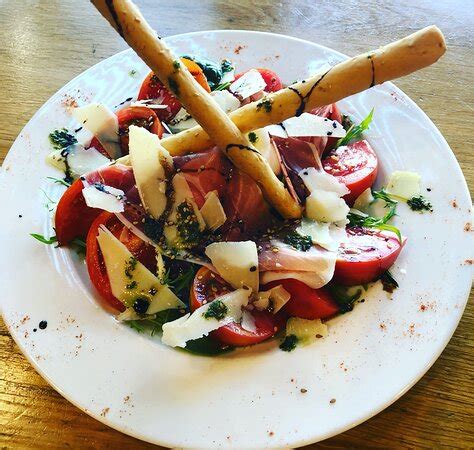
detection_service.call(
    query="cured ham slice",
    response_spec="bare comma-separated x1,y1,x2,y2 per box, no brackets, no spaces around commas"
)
172,147,232,208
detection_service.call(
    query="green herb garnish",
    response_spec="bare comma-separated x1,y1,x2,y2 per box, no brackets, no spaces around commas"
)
248,132,258,144
280,334,298,352
124,256,137,279
347,188,402,241
47,176,71,187
49,128,77,150
127,308,183,336
176,201,202,246
168,264,198,299
380,271,399,293
336,108,374,147
214,81,231,91
203,300,228,320
30,233,58,245
256,98,273,113
283,231,312,251
327,284,363,313
128,69,137,77
221,59,234,73
407,196,433,212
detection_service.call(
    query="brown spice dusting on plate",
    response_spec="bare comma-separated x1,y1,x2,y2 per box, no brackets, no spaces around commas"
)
20,315,30,325
465,259,473,265
268,431,274,437
100,407,110,417
451,200,458,208
300,388,308,393
464,223,472,232
330,398,336,404
234,45,246,54
379,322,387,331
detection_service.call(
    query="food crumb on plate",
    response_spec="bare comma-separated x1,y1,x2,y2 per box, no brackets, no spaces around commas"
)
330,398,336,404
100,407,110,417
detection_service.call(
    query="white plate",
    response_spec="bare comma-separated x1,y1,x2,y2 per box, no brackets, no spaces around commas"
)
0,31,472,449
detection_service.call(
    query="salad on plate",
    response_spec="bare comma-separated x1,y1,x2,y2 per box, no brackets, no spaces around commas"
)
32,0,443,356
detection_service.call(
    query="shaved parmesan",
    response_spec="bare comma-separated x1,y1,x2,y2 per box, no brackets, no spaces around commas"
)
283,113,346,138
251,128,281,175
230,69,266,100
82,183,125,213
261,270,333,290
297,218,346,251
72,103,121,159
265,123,287,138
299,167,349,196
241,310,257,333
96,226,184,313
353,187,374,212
161,289,251,347
254,284,291,313
205,241,259,293
306,189,349,222
212,89,241,113
200,191,227,230
46,144,110,179
128,125,172,219
386,171,421,200
286,317,328,346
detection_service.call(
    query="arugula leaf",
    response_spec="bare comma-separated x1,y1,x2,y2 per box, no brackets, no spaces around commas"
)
214,81,231,91
347,188,402,241
31,233,58,245
127,320,145,333
327,284,363,313
336,109,374,148
47,176,71,187
168,264,198,299
183,336,234,356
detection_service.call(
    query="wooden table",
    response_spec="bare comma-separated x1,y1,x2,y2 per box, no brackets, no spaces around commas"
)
1,1,472,448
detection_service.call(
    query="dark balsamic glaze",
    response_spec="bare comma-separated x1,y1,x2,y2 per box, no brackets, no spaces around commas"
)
225,143,260,155
105,0,124,37
287,69,331,117
39,320,48,330
368,55,376,87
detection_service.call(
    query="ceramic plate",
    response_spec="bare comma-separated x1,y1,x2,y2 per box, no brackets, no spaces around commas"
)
0,31,472,449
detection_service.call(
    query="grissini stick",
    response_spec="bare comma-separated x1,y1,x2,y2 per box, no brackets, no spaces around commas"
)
160,26,446,156
90,0,302,219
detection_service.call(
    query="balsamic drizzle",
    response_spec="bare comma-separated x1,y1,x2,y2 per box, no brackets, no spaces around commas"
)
105,0,124,37
225,143,260,155
367,54,376,87
287,69,331,117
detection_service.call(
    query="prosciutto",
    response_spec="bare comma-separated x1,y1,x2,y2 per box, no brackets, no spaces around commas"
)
258,239,337,289
172,147,232,208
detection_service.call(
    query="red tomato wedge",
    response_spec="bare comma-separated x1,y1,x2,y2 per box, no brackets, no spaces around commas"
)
264,279,339,320
137,58,211,122
334,227,404,286
234,68,283,92
89,106,163,158
322,140,378,205
86,212,157,312
191,267,285,347
55,164,135,245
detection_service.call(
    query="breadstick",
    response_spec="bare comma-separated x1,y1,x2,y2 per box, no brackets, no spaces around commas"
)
90,0,302,219
160,26,446,156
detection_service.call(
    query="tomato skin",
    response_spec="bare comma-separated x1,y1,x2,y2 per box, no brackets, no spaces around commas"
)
322,140,378,205
116,106,163,154
191,267,284,347
234,68,283,92
89,106,163,157
55,165,135,245
264,279,339,320
86,211,157,312
334,227,404,286
137,58,210,122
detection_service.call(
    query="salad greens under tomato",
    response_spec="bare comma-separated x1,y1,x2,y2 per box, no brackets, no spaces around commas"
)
35,55,431,354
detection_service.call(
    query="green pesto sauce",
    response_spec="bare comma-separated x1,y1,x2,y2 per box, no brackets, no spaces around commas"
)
248,131,258,144
280,334,298,352
203,300,228,320
176,201,202,246
284,231,312,251
407,195,433,212
256,98,273,113
124,256,137,279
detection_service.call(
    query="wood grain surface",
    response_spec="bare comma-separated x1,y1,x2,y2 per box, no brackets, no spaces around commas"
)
1,0,472,448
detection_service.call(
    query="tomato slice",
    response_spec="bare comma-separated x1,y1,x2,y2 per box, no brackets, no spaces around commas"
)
86,212,157,312
334,227,404,286
233,68,283,93
89,106,163,157
137,58,210,122
55,164,135,245
322,140,378,205
191,267,285,346
264,279,339,320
